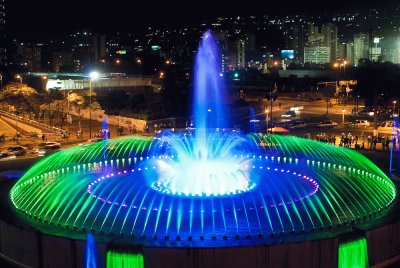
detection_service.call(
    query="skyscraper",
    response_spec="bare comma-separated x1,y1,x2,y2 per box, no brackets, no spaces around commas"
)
284,24,306,62
304,46,331,64
354,33,370,66
0,0,6,66
321,23,338,61
237,39,245,69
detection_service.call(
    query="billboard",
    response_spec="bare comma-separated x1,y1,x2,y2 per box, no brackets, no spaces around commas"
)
307,34,324,46
281,50,294,59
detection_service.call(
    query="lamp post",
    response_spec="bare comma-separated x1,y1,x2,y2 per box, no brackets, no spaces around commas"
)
393,100,397,115
89,71,99,139
356,95,360,114
137,59,142,77
343,60,347,80
333,63,339,84
15,74,22,84
342,109,345,125
114,59,120,73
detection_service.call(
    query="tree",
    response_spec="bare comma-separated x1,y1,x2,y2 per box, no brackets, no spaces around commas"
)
98,90,128,115
40,99,69,129
3,82,38,116
353,61,400,133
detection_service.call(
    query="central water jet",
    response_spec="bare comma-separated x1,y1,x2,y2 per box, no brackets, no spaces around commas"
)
149,30,256,197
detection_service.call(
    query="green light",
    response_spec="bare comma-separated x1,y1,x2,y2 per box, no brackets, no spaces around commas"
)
9,135,397,241
338,237,368,268
106,250,144,268
116,50,127,55
151,45,160,51
234,73,239,78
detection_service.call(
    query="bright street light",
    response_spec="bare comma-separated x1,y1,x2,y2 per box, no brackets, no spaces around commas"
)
137,59,142,77
89,71,99,139
342,109,345,124
393,100,397,115
15,74,22,84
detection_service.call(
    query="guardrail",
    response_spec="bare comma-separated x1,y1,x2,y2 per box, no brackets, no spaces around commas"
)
0,111,67,137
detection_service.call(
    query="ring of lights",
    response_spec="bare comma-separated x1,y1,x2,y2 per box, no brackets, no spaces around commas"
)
10,135,397,247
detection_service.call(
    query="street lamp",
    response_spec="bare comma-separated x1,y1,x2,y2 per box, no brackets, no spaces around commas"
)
356,95,360,114
137,59,142,77
89,71,99,139
393,100,397,115
15,74,22,84
342,109,345,125
333,63,339,89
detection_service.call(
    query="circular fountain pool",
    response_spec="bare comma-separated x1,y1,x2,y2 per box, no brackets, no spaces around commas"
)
10,134,396,247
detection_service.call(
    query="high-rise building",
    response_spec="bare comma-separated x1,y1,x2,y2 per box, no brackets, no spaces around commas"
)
384,48,400,64
321,23,338,61
52,51,73,72
337,42,354,65
346,43,354,65
304,46,331,64
214,30,229,73
337,43,346,60
354,33,370,65
93,35,106,63
237,39,245,69
0,0,6,65
304,24,331,64
16,44,41,71
307,24,319,37
284,24,306,62
244,32,256,52
370,37,382,62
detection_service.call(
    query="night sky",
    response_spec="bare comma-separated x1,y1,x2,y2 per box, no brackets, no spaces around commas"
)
6,0,399,38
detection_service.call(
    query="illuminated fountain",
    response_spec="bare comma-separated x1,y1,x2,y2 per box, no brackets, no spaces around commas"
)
148,31,256,197
9,30,397,248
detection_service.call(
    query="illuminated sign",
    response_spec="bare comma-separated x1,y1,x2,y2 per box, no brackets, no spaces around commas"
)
116,50,127,55
151,45,160,51
281,50,294,59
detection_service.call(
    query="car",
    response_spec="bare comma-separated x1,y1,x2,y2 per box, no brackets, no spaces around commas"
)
39,141,62,149
290,105,304,111
316,120,338,128
281,111,296,118
0,152,16,161
1,146,27,156
32,141,61,156
378,121,399,132
288,120,307,129
88,137,103,142
350,119,370,128
45,141,61,149
358,109,374,117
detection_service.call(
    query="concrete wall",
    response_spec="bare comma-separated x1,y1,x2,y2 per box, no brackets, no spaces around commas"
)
0,217,399,268
70,109,147,132
367,220,400,266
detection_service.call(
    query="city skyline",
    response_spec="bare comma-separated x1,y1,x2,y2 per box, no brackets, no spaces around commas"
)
6,0,399,37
